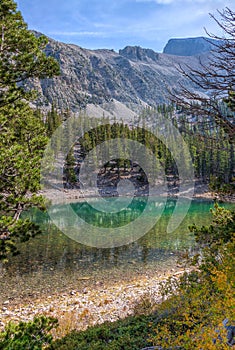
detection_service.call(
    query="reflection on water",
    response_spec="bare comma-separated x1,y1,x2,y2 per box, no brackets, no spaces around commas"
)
47,196,167,248
0,197,233,302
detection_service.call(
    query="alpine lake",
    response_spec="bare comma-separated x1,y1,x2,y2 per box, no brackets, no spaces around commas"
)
0,195,234,305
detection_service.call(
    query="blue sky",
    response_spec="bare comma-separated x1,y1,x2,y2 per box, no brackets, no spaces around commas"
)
16,0,234,52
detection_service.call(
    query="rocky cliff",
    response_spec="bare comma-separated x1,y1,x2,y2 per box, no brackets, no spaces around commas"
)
163,37,219,56
30,33,209,117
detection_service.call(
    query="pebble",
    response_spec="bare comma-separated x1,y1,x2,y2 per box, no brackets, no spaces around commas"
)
0,268,192,336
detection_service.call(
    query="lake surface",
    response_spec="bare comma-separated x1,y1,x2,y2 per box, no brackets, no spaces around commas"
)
0,197,234,303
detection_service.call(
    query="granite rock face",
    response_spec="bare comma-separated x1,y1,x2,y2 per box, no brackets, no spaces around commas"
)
163,37,219,56
30,33,210,114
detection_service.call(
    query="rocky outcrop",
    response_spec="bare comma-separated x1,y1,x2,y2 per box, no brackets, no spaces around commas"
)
163,37,219,56
119,46,159,62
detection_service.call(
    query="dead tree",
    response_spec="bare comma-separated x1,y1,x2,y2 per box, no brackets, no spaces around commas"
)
170,7,235,143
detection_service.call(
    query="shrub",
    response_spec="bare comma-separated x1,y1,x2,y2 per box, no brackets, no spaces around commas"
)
0,316,58,350
50,314,156,350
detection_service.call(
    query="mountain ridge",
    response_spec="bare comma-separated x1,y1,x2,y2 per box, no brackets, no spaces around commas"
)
29,33,210,118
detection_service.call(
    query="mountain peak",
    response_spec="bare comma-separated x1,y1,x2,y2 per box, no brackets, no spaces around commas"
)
163,37,219,56
119,46,159,62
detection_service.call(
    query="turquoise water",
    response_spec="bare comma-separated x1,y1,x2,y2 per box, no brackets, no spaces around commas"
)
0,197,234,302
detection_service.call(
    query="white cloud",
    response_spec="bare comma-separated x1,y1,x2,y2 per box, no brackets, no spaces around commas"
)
49,31,107,37
148,0,174,3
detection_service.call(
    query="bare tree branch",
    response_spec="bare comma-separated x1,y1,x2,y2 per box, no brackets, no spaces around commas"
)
170,7,235,142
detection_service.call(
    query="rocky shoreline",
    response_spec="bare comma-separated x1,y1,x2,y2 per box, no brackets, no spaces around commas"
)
193,191,235,203
0,267,191,338
40,182,235,204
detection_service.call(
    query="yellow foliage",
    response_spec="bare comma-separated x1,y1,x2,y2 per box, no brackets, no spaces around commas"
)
150,237,235,349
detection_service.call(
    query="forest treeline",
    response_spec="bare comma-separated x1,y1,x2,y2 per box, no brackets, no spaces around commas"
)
42,104,234,193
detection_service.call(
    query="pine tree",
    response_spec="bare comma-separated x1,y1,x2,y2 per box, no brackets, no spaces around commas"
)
0,0,59,260
0,0,59,106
